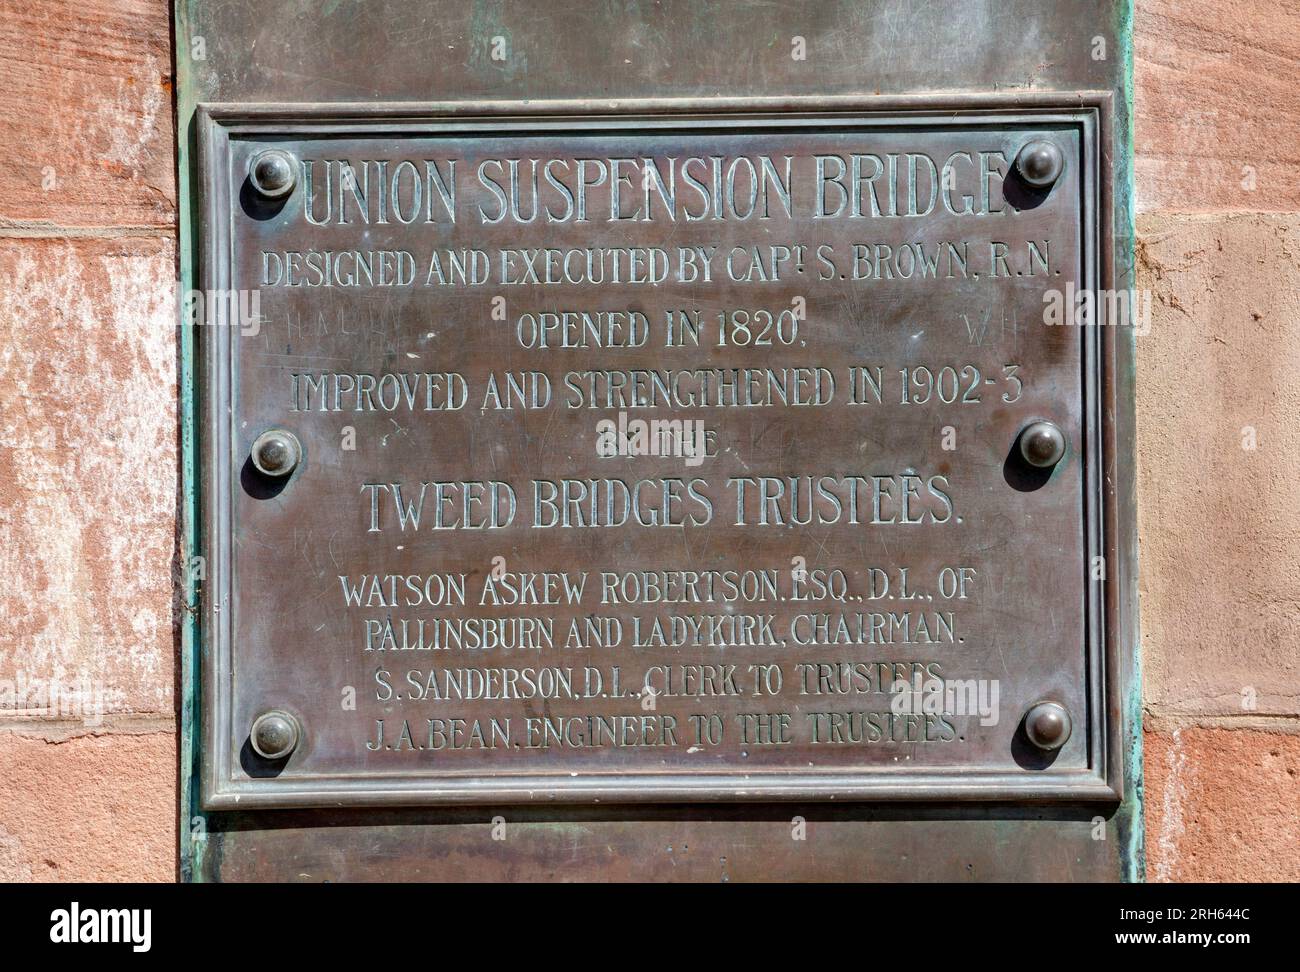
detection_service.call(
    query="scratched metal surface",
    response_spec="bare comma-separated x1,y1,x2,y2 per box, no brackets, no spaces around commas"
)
179,0,1114,102
176,0,1139,881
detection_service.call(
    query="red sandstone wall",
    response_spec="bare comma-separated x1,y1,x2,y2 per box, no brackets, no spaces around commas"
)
0,0,176,881
1134,0,1300,881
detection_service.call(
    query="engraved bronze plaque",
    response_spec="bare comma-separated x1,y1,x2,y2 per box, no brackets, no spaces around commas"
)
198,100,1122,809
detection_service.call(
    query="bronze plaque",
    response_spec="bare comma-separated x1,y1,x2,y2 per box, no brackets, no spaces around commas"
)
198,100,1121,809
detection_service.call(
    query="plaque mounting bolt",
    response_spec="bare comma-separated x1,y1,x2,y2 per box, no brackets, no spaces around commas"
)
1018,420,1066,468
249,149,297,199
1015,140,1064,188
251,428,301,478
250,710,300,760
1023,702,1072,751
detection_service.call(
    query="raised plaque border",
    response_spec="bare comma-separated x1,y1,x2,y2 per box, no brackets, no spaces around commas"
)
197,94,1125,809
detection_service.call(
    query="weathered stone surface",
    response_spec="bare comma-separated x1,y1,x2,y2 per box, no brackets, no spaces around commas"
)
1145,727,1299,882
0,237,177,717
0,0,174,227
0,730,175,881
1136,213,1300,720
1135,0,1300,212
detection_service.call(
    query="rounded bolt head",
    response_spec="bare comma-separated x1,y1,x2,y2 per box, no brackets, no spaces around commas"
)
251,429,301,478
1019,420,1066,468
248,149,297,199
1024,701,1072,751
250,710,300,760
1015,140,1064,188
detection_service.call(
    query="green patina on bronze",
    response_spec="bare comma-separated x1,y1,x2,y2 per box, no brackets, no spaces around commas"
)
175,0,1142,882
